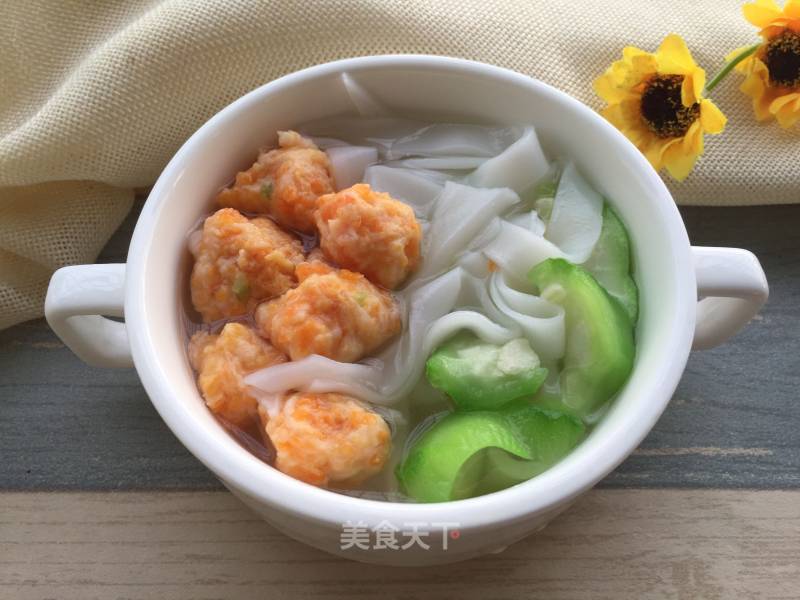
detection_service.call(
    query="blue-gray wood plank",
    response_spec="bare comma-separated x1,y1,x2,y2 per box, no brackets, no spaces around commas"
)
1,202,798,490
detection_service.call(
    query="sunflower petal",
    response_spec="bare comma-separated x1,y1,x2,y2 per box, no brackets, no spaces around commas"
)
770,92,800,128
738,57,777,121
743,0,783,29
693,68,706,101
657,34,697,74
628,53,659,82
783,0,800,18
593,72,624,103
681,69,706,106
622,45,650,61
769,91,800,110
642,138,670,171
700,100,727,134
775,105,800,128
663,142,699,182
682,120,704,156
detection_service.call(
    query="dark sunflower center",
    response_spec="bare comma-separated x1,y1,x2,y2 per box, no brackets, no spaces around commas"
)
640,74,700,138
765,31,800,88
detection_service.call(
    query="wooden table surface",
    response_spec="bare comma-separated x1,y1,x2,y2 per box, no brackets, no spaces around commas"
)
2,202,799,599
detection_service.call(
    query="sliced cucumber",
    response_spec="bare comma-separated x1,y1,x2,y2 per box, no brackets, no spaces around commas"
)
397,402,585,502
397,411,531,502
528,258,635,416
584,204,639,323
426,333,548,411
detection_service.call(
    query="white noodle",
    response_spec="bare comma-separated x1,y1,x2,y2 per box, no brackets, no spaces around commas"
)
385,156,487,170
386,124,520,159
326,146,378,190
509,209,547,237
415,182,520,281
467,126,550,194
301,116,428,152
363,165,444,218
544,161,603,263
481,220,565,291
489,272,565,361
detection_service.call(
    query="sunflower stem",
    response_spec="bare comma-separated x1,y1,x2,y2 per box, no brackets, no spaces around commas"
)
705,44,761,93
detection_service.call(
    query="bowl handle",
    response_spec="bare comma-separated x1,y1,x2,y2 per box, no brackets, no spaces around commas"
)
691,247,768,350
45,263,133,368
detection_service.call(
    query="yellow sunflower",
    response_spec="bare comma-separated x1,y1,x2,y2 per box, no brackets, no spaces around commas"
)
732,0,800,128
594,34,727,181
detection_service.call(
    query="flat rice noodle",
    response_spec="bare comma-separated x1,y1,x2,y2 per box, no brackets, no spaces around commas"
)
309,136,351,149
326,146,379,190
385,156,487,170
245,268,521,406
363,165,444,218
489,272,565,361
544,161,603,263
467,126,550,194
509,210,547,237
415,182,520,281
386,124,520,159
300,116,427,153
456,249,492,279
481,220,565,291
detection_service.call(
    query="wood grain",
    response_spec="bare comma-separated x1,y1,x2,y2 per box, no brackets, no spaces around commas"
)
1,203,798,490
1,489,798,599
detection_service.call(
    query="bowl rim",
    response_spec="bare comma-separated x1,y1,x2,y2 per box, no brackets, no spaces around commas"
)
126,54,695,531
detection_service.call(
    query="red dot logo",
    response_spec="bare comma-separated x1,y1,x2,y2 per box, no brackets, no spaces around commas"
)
450,530,460,540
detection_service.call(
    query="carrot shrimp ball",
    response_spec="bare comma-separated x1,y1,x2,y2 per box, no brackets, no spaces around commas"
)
258,392,391,487
190,208,304,322
315,183,422,289
189,323,287,430
295,247,336,280
254,266,401,363
216,130,334,233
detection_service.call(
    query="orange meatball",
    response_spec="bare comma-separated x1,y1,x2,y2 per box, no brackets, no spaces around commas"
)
315,183,422,289
255,266,401,363
258,392,391,487
216,131,334,233
189,323,287,430
190,208,304,322
295,248,336,281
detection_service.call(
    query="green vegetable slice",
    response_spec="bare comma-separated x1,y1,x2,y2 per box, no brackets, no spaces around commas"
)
584,204,639,323
397,402,585,503
529,258,634,416
425,333,548,411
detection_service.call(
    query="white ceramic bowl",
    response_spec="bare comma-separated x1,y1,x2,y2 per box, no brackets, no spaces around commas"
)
45,56,768,566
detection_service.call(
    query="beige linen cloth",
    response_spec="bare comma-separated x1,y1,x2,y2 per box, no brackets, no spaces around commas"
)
1,0,797,330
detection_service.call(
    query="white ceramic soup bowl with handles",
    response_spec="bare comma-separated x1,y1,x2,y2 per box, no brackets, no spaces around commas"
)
45,55,768,566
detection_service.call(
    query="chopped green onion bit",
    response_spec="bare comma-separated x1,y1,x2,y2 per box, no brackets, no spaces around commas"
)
232,272,250,302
